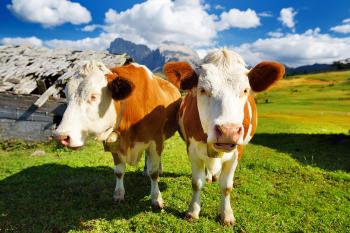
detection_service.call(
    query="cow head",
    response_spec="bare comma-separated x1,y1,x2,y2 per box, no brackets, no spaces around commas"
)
55,60,134,148
164,49,284,152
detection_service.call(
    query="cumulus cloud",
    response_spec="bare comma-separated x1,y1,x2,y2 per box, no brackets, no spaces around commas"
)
234,28,350,67
278,7,297,31
0,36,43,47
7,0,91,27
217,8,261,30
81,24,103,32
331,18,350,34
103,0,218,48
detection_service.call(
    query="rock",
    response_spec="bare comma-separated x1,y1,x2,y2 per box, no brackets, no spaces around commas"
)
31,150,46,157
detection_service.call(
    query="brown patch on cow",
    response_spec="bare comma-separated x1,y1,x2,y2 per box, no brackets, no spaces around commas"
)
115,173,123,179
164,61,198,90
237,145,244,160
192,181,200,191
150,172,159,181
112,153,123,165
242,95,257,140
106,64,181,157
179,91,207,144
248,61,285,92
223,187,232,196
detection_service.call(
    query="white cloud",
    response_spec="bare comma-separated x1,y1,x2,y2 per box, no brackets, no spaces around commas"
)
7,0,91,27
81,24,103,32
258,12,273,17
215,5,225,10
0,36,43,47
343,18,350,24
278,7,297,31
331,18,350,34
267,31,284,38
103,0,218,48
217,8,261,30
234,28,350,67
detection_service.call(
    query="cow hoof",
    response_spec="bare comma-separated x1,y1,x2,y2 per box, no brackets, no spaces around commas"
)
151,201,164,210
205,177,212,183
113,196,124,203
113,189,125,203
184,212,199,222
221,216,236,226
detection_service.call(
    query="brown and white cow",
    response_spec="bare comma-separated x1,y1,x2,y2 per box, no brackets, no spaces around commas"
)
164,49,284,225
55,60,181,209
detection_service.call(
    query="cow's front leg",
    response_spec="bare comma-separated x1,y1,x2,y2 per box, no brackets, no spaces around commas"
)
219,151,239,225
147,143,164,209
112,153,126,203
186,152,206,220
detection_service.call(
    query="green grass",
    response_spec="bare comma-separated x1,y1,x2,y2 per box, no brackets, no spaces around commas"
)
1,70,350,232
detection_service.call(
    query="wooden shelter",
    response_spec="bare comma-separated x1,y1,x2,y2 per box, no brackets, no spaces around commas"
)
0,45,129,141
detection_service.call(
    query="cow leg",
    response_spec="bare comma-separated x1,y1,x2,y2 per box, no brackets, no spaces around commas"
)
143,150,148,176
219,151,239,226
112,153,126,203
147,143,164,209
186,152,206,220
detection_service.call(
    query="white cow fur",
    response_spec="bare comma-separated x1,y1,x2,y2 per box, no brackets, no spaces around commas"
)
186,49,254,224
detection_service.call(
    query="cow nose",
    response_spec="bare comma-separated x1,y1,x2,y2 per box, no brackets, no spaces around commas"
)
214,124,242,142
55,133,70,146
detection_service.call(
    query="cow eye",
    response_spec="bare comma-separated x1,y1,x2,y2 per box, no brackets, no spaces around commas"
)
199,88,207,95
89,94,98,103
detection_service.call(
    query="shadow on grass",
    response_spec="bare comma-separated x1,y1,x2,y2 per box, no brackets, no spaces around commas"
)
251,133,350,172
0,164,173,232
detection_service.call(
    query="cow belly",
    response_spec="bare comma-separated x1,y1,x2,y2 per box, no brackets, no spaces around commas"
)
124,142,150,166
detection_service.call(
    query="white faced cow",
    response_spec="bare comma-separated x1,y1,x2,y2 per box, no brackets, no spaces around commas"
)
55,60,181,209
164,49,285,225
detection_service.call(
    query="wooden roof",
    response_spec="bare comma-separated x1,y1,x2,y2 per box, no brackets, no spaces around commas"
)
0,45,129,107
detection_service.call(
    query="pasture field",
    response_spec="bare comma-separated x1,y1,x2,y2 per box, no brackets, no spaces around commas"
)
0,70,349,232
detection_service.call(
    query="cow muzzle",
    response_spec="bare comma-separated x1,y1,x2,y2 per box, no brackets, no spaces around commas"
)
212,124,242,152
54,132,82,150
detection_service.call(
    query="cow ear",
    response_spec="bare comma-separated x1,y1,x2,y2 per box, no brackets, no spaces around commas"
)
107,76,135,100
248,61,285,92
163,61,198,90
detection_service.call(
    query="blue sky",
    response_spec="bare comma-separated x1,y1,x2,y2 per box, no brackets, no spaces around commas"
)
1,0,350,67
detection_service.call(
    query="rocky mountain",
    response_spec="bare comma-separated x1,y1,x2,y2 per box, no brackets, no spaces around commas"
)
108,38,200,71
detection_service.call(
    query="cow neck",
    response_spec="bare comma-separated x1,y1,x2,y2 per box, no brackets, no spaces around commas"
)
114,100,126,132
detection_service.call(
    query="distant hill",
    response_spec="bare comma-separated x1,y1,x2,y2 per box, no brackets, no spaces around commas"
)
285,58,350,75
108,38,200,71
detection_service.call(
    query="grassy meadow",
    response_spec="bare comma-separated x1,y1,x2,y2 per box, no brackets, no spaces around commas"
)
0,70,349,232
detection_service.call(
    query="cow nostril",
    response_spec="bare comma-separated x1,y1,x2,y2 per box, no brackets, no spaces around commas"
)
56,134,70,146
215,125,223,137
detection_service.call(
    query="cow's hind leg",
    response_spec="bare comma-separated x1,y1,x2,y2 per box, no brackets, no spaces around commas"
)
219,151,239,226
147,143,164,209
112,153,126,203
186,152,206,221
